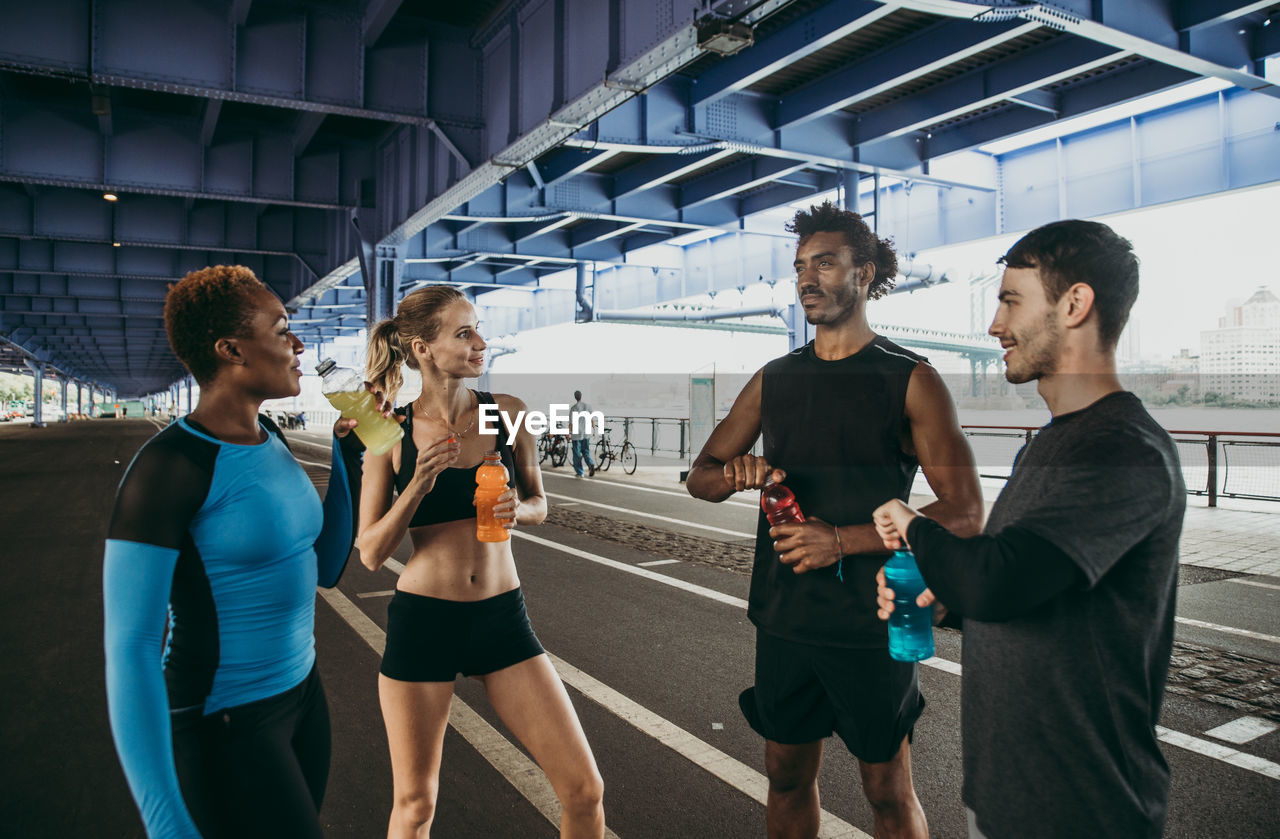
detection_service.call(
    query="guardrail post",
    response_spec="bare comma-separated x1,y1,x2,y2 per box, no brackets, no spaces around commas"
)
650,418,657,454
1207,435,1217,508
680,420,687,459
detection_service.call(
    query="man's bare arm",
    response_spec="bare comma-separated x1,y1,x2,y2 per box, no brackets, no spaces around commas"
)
686,370,778,502
905,362,985,537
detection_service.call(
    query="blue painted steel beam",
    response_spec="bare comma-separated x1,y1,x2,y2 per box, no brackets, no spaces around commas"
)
854,37,1122,143
691,0,892,107
1176,1,1274,31
926,60,1196,158
612,150,738,201
680,157,811,208
0,0,483,127
536,148,621,188
0,97,361,210
773,19,1039,130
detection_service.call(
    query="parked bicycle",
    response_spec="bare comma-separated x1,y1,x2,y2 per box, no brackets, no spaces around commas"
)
593,427,637,475
538,431,568,467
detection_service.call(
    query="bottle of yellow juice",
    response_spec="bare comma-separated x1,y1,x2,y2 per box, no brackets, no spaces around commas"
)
315,359,403,455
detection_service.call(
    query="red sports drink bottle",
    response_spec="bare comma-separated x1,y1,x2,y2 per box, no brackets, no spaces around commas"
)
761,478,805,525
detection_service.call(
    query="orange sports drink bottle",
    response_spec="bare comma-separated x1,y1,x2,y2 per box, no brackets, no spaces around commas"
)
475,451,510,542
315,358,403,456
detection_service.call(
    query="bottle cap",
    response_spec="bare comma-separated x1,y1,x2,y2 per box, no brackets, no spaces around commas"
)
315,358,336,377
483,450,501,460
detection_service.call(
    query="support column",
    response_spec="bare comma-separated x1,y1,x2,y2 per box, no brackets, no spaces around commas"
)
366,246,398,326
24,360,46,428
185,376,194,415
76,381,83,416
575,262,593,323
60,377,68,421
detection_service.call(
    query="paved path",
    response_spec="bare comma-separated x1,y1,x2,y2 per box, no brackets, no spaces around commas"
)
2,419,1278,838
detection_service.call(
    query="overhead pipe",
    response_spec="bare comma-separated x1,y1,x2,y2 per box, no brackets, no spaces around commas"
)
594,305,785,323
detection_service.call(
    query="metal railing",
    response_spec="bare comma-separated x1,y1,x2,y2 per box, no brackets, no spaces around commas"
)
962,425,1280,507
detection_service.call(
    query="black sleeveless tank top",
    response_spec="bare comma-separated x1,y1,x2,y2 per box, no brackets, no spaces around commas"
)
393,390,517,528
752,336,925,648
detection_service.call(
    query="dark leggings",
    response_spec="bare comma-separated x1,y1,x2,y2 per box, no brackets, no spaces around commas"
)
172,665,330,839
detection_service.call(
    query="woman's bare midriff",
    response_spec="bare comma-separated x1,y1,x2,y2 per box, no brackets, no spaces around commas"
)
395,517,520,601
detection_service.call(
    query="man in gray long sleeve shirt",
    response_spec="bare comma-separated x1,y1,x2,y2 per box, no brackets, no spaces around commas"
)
873,220,1184,839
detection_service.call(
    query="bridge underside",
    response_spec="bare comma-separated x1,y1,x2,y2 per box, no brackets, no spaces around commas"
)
1,0,1278,396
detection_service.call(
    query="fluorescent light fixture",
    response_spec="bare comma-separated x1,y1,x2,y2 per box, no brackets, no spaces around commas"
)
103,192,118,201
979,76,1235,156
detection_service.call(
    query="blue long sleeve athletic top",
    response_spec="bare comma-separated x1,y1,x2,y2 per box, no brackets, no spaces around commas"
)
102,416,360,837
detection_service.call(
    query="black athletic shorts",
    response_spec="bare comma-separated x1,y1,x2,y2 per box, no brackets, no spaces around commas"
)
380,587,545,682
172,664,329,839
739,629,925,764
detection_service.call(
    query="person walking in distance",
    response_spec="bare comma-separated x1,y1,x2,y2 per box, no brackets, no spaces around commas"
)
569,390,597,478
873,220,1184,839
687,201,984,839
359,285,605,839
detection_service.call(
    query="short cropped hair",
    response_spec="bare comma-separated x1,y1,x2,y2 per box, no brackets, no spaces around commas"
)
786,201,899,300
164,265,266,384
999,220,1139,347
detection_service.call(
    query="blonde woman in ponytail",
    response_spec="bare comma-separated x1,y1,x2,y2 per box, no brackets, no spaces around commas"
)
357,286,605,839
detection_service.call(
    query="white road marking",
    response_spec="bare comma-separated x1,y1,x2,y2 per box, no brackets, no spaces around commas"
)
1156,726,1280,781
548,653,870,839
921,656,962,676
637,559,681,567
516,530,1280,784
1204,716,1280,745
295,458,330,469
545,471,759,510
544,492,755,539
317,586,622,838
356,590,396,599
1176,617,1280,645
1226,579,1280,592
513,531,749,609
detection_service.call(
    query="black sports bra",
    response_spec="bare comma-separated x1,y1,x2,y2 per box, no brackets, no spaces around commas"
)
393,390,517,528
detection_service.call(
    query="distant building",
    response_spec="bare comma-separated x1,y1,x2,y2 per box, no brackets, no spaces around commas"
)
1200,287,1280,403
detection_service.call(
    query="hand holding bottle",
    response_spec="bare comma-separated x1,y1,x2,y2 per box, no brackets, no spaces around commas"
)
407,435,461,497
721,454,784,493
872,498,919,551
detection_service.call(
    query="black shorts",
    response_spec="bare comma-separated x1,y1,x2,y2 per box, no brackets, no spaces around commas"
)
172,664,329,839
739,629,925,764
380,587,545,682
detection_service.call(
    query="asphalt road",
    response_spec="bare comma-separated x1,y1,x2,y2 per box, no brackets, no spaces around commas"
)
2,418,1278,838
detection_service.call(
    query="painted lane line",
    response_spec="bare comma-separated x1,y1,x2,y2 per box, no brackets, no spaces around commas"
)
295,458,330,469
1226,579,1280,592
1175,616,1280,645
547,652,870,839
1155,725,1280,781
545,492,756,539
513,531,749,610
638,559,681,568
316,586,622,839
922,656,962,676
544,471,759,510
356,590,396,599
517,530,1280,784
1204,716,1280,745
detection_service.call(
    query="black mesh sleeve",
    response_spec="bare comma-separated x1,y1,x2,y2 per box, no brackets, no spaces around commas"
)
107,427,218,549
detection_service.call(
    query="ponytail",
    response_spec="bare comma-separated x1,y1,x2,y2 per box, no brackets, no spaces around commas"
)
366,319,407,405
